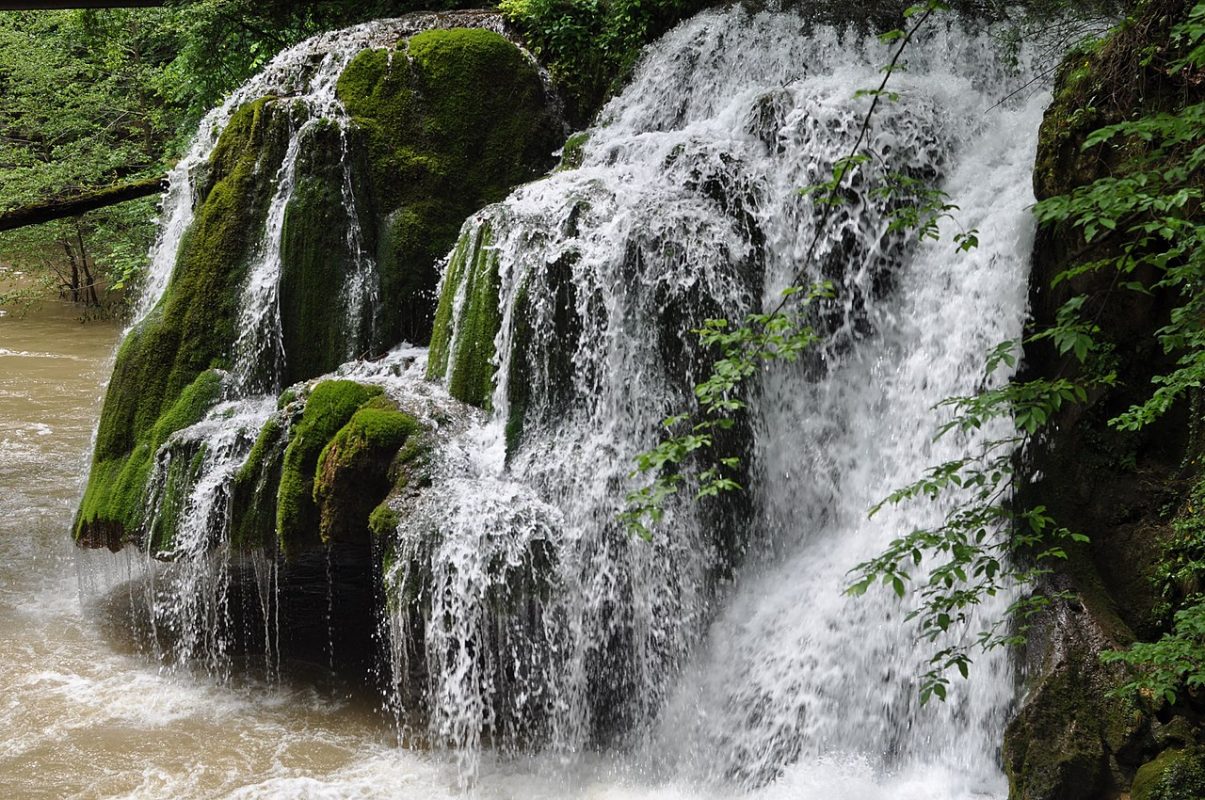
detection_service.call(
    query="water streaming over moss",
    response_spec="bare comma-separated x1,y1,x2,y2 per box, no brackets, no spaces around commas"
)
67,6,1059,798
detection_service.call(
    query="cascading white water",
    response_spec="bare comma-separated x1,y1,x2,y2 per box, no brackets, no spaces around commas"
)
139,392,277,671
394,7,1048,795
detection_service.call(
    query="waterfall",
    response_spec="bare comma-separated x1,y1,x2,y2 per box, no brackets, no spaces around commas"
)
98,5,1053,796
397,7,1046,794
132,12,507,331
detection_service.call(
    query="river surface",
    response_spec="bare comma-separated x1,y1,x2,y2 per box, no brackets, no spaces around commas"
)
0,302,405,799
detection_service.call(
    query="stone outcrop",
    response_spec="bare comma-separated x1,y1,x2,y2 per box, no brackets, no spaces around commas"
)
1005,1,1205,797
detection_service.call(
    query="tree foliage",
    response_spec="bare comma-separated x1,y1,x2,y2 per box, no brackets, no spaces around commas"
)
0,0,477,313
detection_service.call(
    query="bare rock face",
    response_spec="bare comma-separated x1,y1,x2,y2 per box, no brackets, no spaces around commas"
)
1004,587,1151,800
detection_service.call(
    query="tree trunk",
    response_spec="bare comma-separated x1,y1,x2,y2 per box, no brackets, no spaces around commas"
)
0,176,165,233
75,221,100,307
61,238,80,303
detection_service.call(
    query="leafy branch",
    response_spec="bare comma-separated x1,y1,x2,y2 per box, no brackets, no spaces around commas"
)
621,1,954,539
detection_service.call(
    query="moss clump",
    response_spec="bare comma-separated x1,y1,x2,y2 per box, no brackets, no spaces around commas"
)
76,369,225,548
276,380,382,555
278,121,367,386
145,442,208,556
75,97,292,547
336,27,561,347
426,226,472,381
558,131,589,170
368,502,401,540
314,400,423,545
427,221,501,408
1131,748,1205,800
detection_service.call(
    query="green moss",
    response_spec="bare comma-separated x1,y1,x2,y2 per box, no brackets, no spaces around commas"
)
336,28,561,347
276,380,382,555
230,416,285,552
317,405,420,473
558,131,589,170
427,221,501,408
427,225,472,381
277,387,297,409
369,502,401,540
76,369,224,548
278,121,375,385
504,275,533,456
75,97,292,547
239,418,282,485
145,442,208,556
1132,748,1205,800
313,402,421,544
502,250,581,455
1003,628,1147,800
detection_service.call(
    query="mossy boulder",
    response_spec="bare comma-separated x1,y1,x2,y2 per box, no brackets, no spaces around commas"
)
1003,593,1150,800
1131,748,1205,800
337,27,563,348
276,380,383,556
314,398,425,546
77,24,563,553
558,131,589,171
227,380,433,558
76,98,293,548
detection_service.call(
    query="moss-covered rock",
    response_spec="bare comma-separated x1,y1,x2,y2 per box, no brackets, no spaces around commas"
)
77,24,564,554
225,380,433,558
558,131,589,171
278,119,375,385
1131,748,1205,800
230,416,287,552
314,398,424,545
75,97,293,547
426,220,501,407
1003,595,1150,800
276,380,383,556
1011,1,1205,797
337,27,562,347
77,365,229,549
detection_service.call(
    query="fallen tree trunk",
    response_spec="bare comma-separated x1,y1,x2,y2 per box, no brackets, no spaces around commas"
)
0,176,166,233
0,3,166,9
